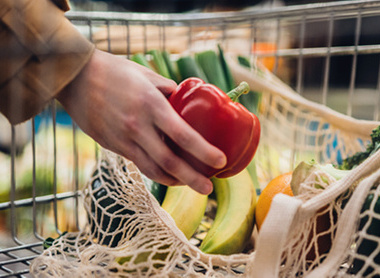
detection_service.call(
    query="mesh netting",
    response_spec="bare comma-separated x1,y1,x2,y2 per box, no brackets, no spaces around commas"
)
30,150,251,277
31,61,380,277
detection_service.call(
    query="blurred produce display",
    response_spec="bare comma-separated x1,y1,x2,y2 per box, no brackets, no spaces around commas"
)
0,107,97,245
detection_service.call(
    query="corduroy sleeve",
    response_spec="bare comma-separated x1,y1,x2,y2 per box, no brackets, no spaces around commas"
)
0,0,95,124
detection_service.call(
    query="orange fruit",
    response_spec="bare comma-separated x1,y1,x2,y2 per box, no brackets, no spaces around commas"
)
255,172,293,230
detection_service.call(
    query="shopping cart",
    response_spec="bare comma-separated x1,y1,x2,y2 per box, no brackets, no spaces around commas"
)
1,0,380,276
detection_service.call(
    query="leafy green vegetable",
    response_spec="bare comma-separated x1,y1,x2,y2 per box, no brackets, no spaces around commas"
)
339,125,380,170
237,56,251,69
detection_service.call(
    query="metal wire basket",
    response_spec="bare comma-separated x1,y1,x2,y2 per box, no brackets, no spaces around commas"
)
1,0,380,276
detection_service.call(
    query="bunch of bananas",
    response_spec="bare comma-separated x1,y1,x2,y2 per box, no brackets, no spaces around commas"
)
161,168,257,255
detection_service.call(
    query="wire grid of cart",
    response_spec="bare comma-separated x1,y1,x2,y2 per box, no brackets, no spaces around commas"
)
1,0,380,276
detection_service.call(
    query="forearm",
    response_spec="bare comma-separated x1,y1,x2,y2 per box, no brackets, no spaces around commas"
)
0,0,94,125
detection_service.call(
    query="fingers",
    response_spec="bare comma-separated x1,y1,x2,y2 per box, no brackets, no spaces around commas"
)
128,59,177,96
153,103,227,170
129,126,215,195
115,140,180,186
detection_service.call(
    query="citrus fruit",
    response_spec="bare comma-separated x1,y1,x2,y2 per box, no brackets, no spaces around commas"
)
255,172,293,230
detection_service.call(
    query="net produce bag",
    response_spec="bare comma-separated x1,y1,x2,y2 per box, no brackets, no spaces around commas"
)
31,60,380,277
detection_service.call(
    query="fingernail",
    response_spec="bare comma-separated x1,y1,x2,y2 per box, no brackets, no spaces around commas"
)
201,181,213,195
215,154,227,169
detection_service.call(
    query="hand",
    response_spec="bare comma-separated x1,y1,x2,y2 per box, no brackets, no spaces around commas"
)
57,49,226,194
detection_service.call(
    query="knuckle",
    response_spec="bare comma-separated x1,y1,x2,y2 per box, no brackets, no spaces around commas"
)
173,130,192,148
160,155,179,173
144,167,162,180
123,116,141,134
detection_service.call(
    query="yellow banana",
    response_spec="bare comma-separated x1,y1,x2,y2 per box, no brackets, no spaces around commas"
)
117,185,207,265
200,169,257,255
161,185,208,239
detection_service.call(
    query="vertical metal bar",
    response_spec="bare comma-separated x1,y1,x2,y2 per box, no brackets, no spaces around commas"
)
51,101,61,235
125,21,131,58
221,22,227,52
106,20,111,53
10,125,18,244
161,22,166,51
88,19,93,43
187,24,193,52
296,15,306,95
9,126,22,246
87,19,100,161
273,17,281,75
347,10,362,117
291,15,306,169
31,118,43,241
250,20,257,67
143,23,148,54
322,13,334,106
32,118,37,237
72,122,79,230
375,60,380,121
249,19,255,58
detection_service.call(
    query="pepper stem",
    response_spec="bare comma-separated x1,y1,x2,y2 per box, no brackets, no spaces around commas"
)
227,82,250,102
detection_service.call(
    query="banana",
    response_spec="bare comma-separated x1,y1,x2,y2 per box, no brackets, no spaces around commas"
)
161,185,208,239
199,169,257,255
117,185,207,265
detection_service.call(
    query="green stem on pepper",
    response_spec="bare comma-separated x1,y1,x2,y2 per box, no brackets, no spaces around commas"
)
227,82,250,102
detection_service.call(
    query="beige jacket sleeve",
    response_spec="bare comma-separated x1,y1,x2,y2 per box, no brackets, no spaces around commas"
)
0,0,95,125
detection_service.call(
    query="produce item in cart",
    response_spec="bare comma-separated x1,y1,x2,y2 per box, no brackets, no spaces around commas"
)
195,50,230,93
255,172,293,231
319,125,380,275
291,161,350,261
88,163,166,247
200,169,257,255
176,56,209,82
289,141,380,267
167,77,261,179
256,163,346,262
290,161,350,196
349,183,380,276
161,185,208,240
338,125,380,170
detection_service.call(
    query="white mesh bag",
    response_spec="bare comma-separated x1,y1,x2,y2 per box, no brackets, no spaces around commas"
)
31,60,380,277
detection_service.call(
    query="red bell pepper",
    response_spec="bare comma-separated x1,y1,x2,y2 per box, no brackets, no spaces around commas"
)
167,77,260,179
